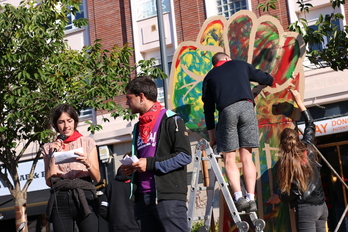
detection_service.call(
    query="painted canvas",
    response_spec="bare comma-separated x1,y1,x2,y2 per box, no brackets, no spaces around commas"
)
168,10,306,232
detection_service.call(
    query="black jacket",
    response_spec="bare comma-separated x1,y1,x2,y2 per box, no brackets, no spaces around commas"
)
46,177,96,221
130,109,192,202
278,110,326,208
99,168,140,232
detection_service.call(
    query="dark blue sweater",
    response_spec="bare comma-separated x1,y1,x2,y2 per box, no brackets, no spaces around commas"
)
202,60,273,130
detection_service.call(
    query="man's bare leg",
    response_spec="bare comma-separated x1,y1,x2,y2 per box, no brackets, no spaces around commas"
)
240,147,258,211
224,150,249,211
239,147,256,195
223,150,241,193
224,148,257,212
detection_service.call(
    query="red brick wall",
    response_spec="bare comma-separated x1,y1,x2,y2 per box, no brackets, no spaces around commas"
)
250,0,290,30
87,0,135,115
87,0,134,52
173,0,207,44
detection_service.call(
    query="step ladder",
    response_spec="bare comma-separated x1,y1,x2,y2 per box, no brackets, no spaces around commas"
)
187,139,266,232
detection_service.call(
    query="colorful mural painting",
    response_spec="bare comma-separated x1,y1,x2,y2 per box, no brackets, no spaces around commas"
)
168,10,306,232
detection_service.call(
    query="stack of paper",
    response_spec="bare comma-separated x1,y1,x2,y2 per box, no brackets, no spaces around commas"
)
53,147,84,164
120,155,139,165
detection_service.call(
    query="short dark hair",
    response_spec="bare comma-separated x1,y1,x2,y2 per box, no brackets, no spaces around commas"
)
125,76,158,102
51,104,79,132
212,52,229,66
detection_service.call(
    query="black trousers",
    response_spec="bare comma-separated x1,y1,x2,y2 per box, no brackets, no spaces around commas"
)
135,192,188,232
50,190,99,232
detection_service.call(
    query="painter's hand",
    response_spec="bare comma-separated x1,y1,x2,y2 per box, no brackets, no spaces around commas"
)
289,89,306,111
289,89,301,104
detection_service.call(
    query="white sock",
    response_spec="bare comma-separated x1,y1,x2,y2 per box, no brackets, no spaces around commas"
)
234,191,243,201
246,193,255,201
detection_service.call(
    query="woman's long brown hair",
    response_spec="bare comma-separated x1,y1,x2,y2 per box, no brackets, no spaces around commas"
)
278,128,314,195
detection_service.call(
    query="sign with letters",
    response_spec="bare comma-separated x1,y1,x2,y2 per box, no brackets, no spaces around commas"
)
0,159,49,196
136,0,170,20
298,115,348,137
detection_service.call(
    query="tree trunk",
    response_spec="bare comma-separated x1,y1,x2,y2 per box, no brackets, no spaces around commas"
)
14,191,28,232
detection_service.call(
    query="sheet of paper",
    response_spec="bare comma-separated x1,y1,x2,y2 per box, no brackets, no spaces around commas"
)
119,155,139,165
53,147,84,164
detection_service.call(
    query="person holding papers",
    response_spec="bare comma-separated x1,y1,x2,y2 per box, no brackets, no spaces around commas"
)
120,76,192,232
42,104,101,232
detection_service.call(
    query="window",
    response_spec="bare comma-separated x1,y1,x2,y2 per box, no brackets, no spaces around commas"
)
79,107,93,120
66,3,84,30
136,0,171,21
309,19,341,52
216,0,247,19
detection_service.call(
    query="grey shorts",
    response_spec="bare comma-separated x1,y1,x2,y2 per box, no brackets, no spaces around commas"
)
216,100,259,153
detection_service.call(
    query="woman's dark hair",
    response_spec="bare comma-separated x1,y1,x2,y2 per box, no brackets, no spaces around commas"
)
125,76,157,102
51,104,79,132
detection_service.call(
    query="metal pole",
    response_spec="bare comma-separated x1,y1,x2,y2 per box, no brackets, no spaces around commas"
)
309,142,348,190
334,204,348,232
156,0,169,108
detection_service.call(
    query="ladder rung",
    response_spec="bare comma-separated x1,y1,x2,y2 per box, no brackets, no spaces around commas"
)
198,155,222,161
198,186,214,191
189,216,211,221
190,186,214,191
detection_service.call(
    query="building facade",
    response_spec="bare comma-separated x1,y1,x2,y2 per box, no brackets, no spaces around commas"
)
0,0,347,231
86,1,348,230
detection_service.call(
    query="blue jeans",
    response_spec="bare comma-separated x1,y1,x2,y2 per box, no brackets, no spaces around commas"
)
50,190,99,232
135,192,188,232
295,203,328,232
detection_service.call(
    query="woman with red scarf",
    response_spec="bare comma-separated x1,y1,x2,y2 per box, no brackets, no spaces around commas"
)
42,104,101,232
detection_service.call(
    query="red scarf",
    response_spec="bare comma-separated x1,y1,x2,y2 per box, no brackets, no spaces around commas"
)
214,60,229,67
57,131,83,149
139,101,162,143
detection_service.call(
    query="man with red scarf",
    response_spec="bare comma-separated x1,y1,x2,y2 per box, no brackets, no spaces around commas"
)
121,76,192,232
202,52,273,213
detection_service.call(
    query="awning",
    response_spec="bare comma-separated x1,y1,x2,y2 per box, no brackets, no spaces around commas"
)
298,115,348,137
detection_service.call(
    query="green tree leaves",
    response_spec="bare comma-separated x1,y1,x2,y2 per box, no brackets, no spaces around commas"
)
0,1,165,229
289,0,348,70
258,0,348,71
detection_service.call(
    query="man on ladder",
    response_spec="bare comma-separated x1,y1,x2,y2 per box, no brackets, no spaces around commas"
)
188,139,266,231
202,52,274,212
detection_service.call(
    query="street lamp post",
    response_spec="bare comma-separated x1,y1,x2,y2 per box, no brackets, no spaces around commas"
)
156,0,169,108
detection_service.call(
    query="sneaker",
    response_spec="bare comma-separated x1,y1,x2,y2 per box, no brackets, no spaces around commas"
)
235,197,249,212
247,200,258,212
